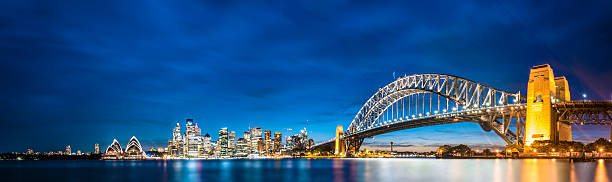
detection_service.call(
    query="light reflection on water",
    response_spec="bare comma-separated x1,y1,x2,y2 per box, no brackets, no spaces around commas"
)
1,158,612,182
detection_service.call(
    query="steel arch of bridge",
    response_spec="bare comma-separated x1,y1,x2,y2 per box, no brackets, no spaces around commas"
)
340,74,529,154
346,74,524,135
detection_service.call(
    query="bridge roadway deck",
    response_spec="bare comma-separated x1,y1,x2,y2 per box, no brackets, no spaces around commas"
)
312,101,612,150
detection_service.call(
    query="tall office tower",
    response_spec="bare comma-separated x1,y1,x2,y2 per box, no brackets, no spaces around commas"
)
285,136,294,151
243,131,251,152
217,128,229,157
94,143,100,154
235,138,249,157
257,138,264,153
228,131,236,156
300,128,308,145
184,119,202,157
173,123,181,142
65,145,71,155
264,130,271,154
273,132,282,153
250,127,262,153
186,119,195,136
195,123,201,136
171,122,183,156
202,133,212,154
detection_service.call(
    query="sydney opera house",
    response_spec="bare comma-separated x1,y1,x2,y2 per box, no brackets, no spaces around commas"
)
103,136,147,159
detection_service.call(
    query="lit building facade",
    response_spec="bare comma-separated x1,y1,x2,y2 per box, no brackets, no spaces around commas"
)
250,127,262,153
273,132,282,154
235,138,249,157
264,130,271,154
228,131,236,156
525,64,572,147
216,128,229,157
65,145,71,155
243,131,251,153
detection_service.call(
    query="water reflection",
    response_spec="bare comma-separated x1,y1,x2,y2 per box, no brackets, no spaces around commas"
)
3,159,612,182
596,160,609,182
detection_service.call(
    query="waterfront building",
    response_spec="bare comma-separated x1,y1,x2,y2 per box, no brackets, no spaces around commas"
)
201,133,212,156
216,128,229,157
125,136,146,159
168,123,183,157
264,130,271,155
26,148,34,155
243,131,251,153
285,136,295,151
103,137,146,159
250,127,262,153
76,150,82,155
300,128,308,146
182,119,205,157
65,145,71,155
235,138,249,157
104,139,123,159
257,138,265,153
228,131,236,156
94,143,99,154
273,132,282,154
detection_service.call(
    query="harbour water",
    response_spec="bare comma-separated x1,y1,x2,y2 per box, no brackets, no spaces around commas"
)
1,158,611,182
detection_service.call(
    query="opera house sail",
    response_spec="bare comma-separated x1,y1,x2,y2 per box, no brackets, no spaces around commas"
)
103,136,147,159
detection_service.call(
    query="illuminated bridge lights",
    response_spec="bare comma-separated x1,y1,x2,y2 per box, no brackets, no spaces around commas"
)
318,72,612,156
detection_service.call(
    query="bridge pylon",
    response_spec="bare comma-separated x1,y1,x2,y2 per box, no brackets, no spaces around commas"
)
334,125,345,156
525,64,572,147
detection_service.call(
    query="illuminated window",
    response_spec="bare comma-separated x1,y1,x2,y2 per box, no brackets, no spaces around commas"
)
534,94,543,103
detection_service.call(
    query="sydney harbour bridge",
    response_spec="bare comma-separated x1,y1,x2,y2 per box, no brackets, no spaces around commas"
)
312,64,612,156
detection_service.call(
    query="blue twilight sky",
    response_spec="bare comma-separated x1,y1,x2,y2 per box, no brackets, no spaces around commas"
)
1,1,612,152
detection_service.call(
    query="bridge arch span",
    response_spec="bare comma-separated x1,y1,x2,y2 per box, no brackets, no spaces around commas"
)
347,74,524,136
338,74,528,154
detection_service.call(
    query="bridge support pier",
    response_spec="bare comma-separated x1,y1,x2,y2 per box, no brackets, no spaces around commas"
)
525,64,572,148
345,138,363,157
335,125,345,156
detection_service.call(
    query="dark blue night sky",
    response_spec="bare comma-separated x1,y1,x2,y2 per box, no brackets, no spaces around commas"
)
1,1,612,152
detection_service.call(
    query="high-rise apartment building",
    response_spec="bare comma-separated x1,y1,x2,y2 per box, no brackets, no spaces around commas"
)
202,133,212,155
273,132,282,153
250,127,262,153
235,138,249,157
264,130,271,154
228,131,236,156
217,128,229,157
243,131,251,153
65,145,71,155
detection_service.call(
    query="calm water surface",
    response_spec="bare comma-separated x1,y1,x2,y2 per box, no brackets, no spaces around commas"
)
1,158,611,182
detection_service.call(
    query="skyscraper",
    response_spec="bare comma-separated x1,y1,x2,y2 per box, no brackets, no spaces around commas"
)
250,127,262,153
65,145,71,155
202,133,212,155
95,143,99,154
243,131,251,153
169,122,183,157
235,138,249,157
264,130,271,154
273,132,282,154
228,131,236,156
184,119,202,157
217,128,229,157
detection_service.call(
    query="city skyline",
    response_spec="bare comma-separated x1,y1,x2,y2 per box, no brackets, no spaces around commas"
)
2,1,612,153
